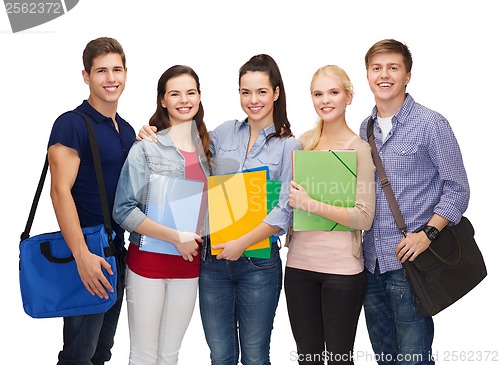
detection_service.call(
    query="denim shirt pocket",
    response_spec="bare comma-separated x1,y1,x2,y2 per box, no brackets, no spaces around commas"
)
257,152,281,176
214,144,241,175
256,152,281,165
146,155,184,177
217,143,240,159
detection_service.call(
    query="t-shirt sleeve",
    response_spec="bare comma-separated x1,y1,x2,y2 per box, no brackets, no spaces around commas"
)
47,111,88,158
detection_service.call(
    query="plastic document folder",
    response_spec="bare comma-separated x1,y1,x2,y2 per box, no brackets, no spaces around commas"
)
241,179,282,259
140,175,205,255
292,150,357,231
208,170,270,256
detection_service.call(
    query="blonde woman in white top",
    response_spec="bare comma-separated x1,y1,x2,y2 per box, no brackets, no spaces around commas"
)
285,65,375,365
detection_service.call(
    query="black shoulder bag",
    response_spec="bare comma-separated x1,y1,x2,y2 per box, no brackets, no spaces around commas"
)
367,118,487,316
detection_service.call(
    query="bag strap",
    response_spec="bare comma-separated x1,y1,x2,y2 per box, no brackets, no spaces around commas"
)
367,118,465,265
367,117,407,236
20,113,113,244
20,155,49,241
82,114,114,244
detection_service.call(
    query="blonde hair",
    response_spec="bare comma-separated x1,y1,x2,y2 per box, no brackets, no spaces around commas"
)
300,65,353,150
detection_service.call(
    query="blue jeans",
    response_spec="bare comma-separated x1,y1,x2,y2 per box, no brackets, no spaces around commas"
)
199,243,282,365
364,263,434,365
57,246,126,365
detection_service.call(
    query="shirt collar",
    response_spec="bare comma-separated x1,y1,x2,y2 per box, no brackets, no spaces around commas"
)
237,118,277,136
156,129,175,147
79,100,125,125
156,122,205,150
371,93,415,125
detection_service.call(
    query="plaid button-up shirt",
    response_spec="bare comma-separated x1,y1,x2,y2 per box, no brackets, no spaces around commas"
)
359,94,470,274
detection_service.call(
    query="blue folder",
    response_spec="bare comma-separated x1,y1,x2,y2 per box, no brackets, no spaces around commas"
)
140,175,205,255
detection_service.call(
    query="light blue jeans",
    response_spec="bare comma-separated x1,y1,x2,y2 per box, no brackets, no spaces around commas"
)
199,243,282,365
364,264,435,365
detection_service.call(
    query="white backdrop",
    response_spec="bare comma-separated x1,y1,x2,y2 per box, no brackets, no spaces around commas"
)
1,1,499,364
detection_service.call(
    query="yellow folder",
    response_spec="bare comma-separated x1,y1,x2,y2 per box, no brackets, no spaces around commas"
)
208,170,269,255
242,179,282,259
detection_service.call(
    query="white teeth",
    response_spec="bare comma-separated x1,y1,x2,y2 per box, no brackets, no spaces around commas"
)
105,86,117,91
379,83,391,87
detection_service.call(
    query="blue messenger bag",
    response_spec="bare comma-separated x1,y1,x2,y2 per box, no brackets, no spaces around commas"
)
19,115,117,318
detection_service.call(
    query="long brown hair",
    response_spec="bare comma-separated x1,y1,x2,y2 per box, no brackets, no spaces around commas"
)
239,54,293,141
149,65,211,161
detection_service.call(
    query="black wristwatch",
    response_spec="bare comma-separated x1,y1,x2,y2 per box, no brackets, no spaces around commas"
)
420,225,440,241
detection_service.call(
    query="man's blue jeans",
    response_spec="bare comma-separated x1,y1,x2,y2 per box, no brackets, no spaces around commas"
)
57,247,126,365
364,264,435,365
199,243,282,365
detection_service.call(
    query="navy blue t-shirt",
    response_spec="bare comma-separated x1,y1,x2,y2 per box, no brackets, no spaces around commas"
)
48,100,136,247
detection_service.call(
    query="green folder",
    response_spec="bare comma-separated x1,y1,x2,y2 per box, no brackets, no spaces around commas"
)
292,150,357,231
242,179,282,259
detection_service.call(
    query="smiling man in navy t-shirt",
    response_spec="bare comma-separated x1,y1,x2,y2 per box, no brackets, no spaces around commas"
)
47,37,136,365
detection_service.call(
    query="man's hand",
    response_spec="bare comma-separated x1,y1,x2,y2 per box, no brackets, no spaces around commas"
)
75,249,114,299
396,231,431,263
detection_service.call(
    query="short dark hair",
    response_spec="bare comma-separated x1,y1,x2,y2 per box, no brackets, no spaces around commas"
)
82,37,126,73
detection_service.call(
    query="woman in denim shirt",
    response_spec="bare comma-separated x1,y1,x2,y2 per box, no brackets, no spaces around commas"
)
113,65,210,365
199,54,301,365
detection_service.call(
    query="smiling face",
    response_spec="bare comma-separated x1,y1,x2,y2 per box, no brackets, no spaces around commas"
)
83,53,126,112
239,71,279,126
161,74,201,126
311,73,352,124
367,52,411,109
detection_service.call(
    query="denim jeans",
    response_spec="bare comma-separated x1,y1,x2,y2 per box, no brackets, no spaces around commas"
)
57,246,127,365
199,243,282,365
363,263,434,365
284,267,365,365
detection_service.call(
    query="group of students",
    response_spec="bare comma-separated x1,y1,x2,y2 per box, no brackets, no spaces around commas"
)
46,36,470,365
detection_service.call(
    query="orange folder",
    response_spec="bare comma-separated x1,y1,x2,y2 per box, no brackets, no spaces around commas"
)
208,170,269,255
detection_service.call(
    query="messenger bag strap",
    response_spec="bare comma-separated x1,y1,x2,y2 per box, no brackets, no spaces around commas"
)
367,117,408,237
20,155,49,241
20,113,113,246
82,115,114,245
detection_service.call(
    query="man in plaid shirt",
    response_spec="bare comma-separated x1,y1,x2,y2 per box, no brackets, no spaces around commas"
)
359,39,470,365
